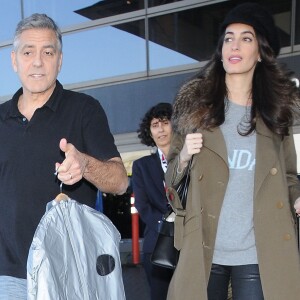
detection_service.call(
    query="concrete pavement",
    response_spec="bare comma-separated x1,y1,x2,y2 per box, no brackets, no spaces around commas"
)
120,239,150,300
122,264,150,300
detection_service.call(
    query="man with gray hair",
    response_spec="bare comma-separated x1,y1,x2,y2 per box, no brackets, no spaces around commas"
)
0,13,128,298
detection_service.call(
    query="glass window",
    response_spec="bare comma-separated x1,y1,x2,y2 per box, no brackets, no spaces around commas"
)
268,0,292,48
0,47,20,97
59,20,146,85
295,0,300,45
23,0,98,27
75,0,145,20
0,1,22,41
148,0,184,8
23,0,144,27
148,4,221,70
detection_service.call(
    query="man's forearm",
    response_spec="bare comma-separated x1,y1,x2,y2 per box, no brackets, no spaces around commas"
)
83,155,128,195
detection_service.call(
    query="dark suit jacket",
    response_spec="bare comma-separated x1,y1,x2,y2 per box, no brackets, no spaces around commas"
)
132,152,169,253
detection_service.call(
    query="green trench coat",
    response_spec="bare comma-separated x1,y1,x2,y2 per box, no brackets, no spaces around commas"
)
165,119,300,300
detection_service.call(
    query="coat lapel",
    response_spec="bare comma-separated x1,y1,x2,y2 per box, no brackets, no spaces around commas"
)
150,152,166,197
202,127,228,166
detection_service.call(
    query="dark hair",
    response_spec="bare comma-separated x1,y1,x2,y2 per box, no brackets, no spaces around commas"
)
220,2,280,57
137,103,173,147
172,26,299,137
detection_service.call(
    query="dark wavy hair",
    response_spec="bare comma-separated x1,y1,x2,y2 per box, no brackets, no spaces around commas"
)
137,103,173,146
172,30,300,137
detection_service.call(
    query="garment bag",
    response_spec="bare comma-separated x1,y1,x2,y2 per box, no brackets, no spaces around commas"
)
27,195,126,300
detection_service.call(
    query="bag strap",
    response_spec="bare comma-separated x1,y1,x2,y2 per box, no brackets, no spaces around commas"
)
180,156,193,209
166,155,193,212
166,156,193,250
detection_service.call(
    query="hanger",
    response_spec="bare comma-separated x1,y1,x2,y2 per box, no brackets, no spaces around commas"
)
54,167,69,203
55,182,69,203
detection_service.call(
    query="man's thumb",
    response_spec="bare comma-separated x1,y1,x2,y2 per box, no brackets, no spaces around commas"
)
59,138,68,153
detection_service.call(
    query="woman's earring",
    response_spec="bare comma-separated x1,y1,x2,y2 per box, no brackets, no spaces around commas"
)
258,58,262,62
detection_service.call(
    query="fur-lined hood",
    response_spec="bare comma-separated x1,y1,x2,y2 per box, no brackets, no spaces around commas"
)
172,78,208,135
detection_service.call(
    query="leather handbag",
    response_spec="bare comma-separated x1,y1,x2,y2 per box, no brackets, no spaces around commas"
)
150,210,179,269
150,158,193,269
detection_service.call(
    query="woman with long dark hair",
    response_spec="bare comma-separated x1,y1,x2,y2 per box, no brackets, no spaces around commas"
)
166,3,300,299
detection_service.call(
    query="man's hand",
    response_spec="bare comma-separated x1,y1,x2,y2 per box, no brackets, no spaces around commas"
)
55,138,87,185
55,138,128,194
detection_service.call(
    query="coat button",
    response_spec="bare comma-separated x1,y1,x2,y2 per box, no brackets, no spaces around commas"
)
276,201,284,209
284,233,291,240
270,168,278,175
200,207,204,213
198,174,203,181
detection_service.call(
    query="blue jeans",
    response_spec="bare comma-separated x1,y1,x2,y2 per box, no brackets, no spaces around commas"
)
0,276,27,300
207,264,264,300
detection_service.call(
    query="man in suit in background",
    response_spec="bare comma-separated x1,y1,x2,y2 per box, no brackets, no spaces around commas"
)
132,103,173,300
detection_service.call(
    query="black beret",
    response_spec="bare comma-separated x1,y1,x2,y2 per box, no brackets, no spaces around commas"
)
220,2,280,57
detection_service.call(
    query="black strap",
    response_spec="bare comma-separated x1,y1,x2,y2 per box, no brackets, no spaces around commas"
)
176,156,193,209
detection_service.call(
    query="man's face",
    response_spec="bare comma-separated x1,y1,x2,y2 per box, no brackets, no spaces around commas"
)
11,28,62,98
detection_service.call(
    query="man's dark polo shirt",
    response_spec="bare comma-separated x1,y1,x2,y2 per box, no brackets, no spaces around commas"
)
0,81,120,279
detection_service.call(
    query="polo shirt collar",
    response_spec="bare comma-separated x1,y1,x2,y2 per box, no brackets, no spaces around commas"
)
6,80,64,119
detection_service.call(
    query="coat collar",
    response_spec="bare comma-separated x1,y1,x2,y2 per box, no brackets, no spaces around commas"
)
202,127,228,165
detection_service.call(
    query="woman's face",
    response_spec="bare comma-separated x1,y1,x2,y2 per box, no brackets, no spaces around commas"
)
150,117,172,149
221,23,260,77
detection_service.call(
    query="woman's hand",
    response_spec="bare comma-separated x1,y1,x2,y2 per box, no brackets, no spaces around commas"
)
294,197,300,217
178,133,203,171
